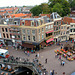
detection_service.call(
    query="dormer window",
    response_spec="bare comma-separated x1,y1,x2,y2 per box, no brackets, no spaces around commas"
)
21,20,25,26
22,22,24,26
14,21,18,25
31,21,34,26
38,20,40,26
41,19,43,25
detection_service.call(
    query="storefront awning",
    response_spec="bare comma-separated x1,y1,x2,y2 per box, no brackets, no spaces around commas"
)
46,38,54,43
46,30,54,34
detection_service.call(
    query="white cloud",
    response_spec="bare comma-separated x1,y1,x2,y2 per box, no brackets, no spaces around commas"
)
0,0,48,7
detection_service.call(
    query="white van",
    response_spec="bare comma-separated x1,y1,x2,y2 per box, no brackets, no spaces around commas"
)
0,49,9,58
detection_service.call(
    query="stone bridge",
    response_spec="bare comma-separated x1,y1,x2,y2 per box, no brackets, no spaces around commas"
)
0,59,48,75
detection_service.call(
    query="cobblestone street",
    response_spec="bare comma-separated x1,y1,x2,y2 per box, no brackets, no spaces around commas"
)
6,41,75,75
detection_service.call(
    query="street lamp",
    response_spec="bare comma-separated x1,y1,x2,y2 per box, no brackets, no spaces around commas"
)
12,36,15,48
74,39,75,50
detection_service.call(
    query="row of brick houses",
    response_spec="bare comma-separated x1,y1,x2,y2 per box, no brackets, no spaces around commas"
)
0,12,74,50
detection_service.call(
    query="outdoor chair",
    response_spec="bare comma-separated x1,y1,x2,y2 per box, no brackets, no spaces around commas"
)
54,50,57,53
1,72,4,75
4,67,8,70
11,71,15,74
1,67,4,70
8,68,12,72
5,73,8,75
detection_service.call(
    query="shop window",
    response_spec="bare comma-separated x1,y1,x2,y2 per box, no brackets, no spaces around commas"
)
74,29,75,32
70,29,72,32
2,28,4,32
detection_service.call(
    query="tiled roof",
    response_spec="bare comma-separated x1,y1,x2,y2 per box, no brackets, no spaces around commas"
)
8,13,32,18
40,14,50,18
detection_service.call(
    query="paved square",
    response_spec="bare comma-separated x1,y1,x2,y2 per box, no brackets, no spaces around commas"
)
6,41,75,75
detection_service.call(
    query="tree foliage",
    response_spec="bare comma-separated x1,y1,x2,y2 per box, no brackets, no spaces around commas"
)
48,0,70,17
30,3,50,16
30,5,42,16
30,0,72,17
68,0,75,8
52,3,63,16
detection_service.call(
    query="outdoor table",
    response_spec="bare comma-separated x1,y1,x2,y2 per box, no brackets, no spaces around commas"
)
67,52,72,56
67,57,71,61
64,54,67,58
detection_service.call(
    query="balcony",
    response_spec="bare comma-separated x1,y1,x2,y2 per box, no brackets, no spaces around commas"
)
10,32,20,35
9,29,20,31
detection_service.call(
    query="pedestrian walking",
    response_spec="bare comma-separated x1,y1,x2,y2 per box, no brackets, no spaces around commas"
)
37,52,39,58
52,70,54,75
61,60,63,65
63,72,65,75
61,46,62,49
27,51,30,56
45,58,47,64
50,70,52,75
35,54,37,58
62,61,65,66
59,55,61,60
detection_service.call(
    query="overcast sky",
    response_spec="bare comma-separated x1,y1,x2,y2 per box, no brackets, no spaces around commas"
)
0,0,48,7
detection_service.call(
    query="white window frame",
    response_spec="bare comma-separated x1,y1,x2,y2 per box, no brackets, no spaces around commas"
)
31,21,34,26
51,25,53,28
32,30,35,35
42,34,44,39
48,25,50,29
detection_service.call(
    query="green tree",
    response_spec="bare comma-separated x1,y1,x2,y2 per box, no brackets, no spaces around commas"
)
48,0,70,17
40,3,50,14
30,5,42,16
30,3,50,16
68,0,75,8
52,3,63,16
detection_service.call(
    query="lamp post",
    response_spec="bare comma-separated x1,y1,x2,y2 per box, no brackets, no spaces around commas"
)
74,39,75,50
12,36,15,48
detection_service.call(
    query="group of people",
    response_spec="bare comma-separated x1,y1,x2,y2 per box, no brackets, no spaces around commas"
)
50,70,55,75
55,53,66,66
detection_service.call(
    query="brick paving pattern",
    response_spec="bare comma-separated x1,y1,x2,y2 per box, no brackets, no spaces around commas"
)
5,41,75,75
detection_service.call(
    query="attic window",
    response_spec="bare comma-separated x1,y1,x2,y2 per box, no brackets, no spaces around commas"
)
31,21,34,26
22,22,24,26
